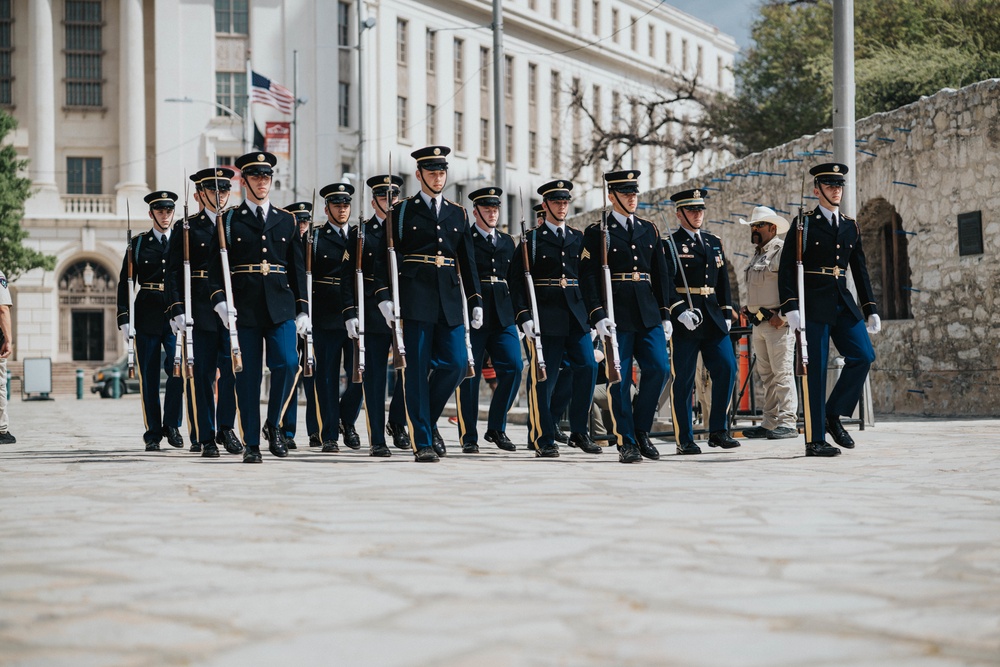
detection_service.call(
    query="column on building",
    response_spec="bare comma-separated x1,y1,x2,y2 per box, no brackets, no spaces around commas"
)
25,0,60,216
116,0,148,198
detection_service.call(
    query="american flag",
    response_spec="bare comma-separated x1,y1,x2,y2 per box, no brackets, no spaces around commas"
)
251,71,295,114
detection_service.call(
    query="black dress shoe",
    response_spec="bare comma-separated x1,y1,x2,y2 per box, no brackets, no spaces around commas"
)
387,422,411,450
741,425,770,439
708,431,741,449
568,432,602,454
676,441,702,455
369,441,391,457
321,440,340,453
189,442,202,453
636,432,660,460
462,442,480,454
432,425,447,457
243,445,263,463
553,427,569,444
414,446,440,462
618,441,642,463
263,422,288,458
201,442,220,458
216,428,244,454
284,438,297,450
165,426,185,448
145,441,161,452
806,440,842,457
484,429,516,451
536,443,560,458
825,416,855,449
341,421,361,449
309,432,323,448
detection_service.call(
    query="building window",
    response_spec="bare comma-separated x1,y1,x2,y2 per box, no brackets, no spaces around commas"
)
551,0,558,21
338,82,350,127
0,0,11,106
682,38,688,70
216,155,238,168
215,72,246,119
337,2,350,46
480,118,490,156
67,157,102,194
666,31,672,65
717,56,724,88
65,1,103,107
630,19,637,51
480,46,490,91
505,124,514,161
697,44,704,76
592,0,600,34
427,105,437,143
528,63,537,105
551,136,560,173
572,0,580,28
215,0,248,34
648,25,655,58
397,96,408,140
504,55,513,98
592,84,601,122
454,111,464,151
528,131,538,170
550,71,560,111
427,30,436,73
611,90,620,122
454,38,464,82
611,9,619,42
529,0,536,10
396,19,408,65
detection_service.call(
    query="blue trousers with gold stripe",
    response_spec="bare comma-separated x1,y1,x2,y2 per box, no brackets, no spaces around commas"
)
669,331,736,444
280,339,317,440
135,323,183,444
311,329,363,444
185,326,237,445
525,331,597,449
549,359,593,434
455,324,523,444
233,320,298,447
402,321,465,450
606,326,669,446
803,305,875,443
361,332,407,447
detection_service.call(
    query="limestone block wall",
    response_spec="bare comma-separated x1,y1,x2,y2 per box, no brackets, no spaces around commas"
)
570,79,1000,417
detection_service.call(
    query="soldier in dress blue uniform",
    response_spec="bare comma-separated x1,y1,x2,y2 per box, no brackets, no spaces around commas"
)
509,179,599,458
165,169,243,458
213,152,309,463
374,146,483,463
303,182,364,453
666,188,741,454
453,187,522,454
581,171,675,463
279,201,316,449
778,163,879,457
117,190,185,451
342,174,411,457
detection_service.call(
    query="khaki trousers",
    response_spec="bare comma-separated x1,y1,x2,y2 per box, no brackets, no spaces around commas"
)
752,323,798,430
0,356,8,432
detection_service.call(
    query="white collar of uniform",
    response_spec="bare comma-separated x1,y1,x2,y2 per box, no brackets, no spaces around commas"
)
248,201,270,218
371,214,385,226
476,226,496,242
683,227,702,243
611,210,633,227
152,229,168,244
817,204,838,223
419,191,441,211
327,221,349,237
544,220,567,236
204,209,217,224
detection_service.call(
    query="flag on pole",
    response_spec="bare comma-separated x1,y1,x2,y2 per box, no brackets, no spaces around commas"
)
250,71,295,114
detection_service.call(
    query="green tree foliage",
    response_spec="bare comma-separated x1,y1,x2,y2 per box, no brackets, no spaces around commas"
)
0,110,55,281
708,0,1000,155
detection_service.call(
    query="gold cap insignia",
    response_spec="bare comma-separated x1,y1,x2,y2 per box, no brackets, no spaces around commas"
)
257,154,265,161
694,189,701,197
833,165,840,172
557,181,564,188
297,204,305,210
216,170,223,177
383,176,390,183
161,192,168,198
433,147,442,155
627,172,634,179
338,185,345,191
488,189,496,195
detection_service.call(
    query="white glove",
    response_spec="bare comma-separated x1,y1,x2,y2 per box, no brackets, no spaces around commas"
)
120,324,131,347
295,313,311,338
214,301,237,330
595,318,616,338
678,310,700,331
785,310,802,332
866,314,881,335
170,314,186,335
662,320,673,340
726,319,733,332
346,317,360,340
520,319,537,340
471,306,484,330
378,300,395,328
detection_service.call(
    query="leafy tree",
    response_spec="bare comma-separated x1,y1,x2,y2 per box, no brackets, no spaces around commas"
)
0,110,55,281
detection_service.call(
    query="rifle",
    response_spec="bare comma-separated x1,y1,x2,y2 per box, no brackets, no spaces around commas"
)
212,158,243,373
384,154,406,369
456,258,476,380
656,207,704,328
794,181,809,377
174,175,195,379
517,188,547,382
125,201,136,379
599,181,622,385
303,189,316,377
351,201,366,383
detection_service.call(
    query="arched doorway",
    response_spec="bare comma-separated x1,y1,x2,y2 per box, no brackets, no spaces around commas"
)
857,198,912,320
58,260,118,361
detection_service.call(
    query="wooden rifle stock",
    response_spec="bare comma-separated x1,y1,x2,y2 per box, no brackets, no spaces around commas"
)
599,185,622,385
352,210,366,384
176,181,195,379
303,190,316,378
125,202,136,379
518,189,547,382
385,156,406,369
211,162,242,373
794,204,809,377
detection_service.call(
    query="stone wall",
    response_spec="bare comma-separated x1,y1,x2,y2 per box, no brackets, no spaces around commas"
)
570,79,1000,417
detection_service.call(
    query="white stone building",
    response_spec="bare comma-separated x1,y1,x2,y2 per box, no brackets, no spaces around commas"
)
5,0,736,367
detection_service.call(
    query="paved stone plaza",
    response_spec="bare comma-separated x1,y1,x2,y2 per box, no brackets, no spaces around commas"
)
1,395,998,666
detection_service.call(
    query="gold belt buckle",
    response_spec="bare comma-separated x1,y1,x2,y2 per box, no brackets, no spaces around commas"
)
559,277,568,288
833,267,842,278
435,255,445,267
632,271,641,281
261,260,270,276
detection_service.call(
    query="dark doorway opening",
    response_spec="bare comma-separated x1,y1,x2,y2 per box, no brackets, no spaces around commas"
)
72,310,104,361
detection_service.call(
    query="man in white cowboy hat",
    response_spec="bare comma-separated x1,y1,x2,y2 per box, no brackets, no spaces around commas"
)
739,206,798,440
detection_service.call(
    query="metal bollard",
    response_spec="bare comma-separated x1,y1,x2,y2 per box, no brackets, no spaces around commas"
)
76,368,84,400
111,366,121,399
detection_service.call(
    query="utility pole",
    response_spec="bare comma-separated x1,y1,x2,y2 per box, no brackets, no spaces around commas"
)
832,0,856,216
492,0,505,225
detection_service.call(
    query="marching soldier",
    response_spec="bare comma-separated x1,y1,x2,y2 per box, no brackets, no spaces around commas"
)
165,169,243,457
666,188,740,454
306,182,364,453
453,187,522,453
279,201,316,449
117,190,185,451
509,179,599,458
343,175,411,457
212,151,308,463
533,203,546,226
778,163,879,457
374,146,483,462
581,171,674,463
739,206,798,440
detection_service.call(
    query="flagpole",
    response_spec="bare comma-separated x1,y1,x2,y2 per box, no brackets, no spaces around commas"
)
245,60,252,153
293,50,299,201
